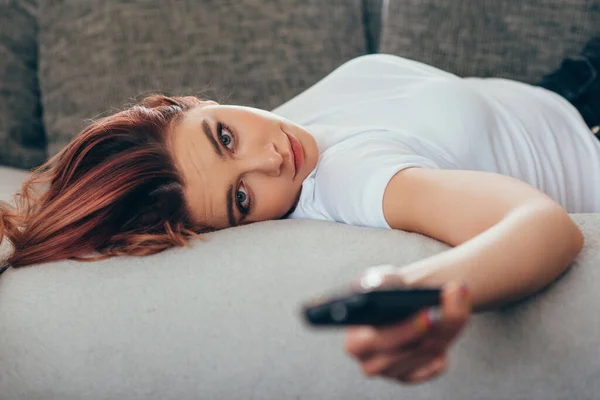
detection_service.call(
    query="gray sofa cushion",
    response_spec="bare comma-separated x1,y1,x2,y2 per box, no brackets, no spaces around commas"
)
1,211,598,399
380,0,600,82
38,0,367,157
0,0,47,169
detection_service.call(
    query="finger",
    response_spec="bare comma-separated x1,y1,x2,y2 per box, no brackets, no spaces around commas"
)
436,282,471,343
359,353,406,377
380,285,469,384
358,330,444,378
410,335,446,355
399,284,470,360
380,353,437,381
405,355,448,384
344,308,441,360
344,326,380,360
363,335,446,379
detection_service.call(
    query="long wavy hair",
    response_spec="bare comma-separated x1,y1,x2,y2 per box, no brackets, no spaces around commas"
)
0,95,206,269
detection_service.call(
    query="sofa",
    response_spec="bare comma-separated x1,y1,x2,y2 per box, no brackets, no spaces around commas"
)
2,1,600,399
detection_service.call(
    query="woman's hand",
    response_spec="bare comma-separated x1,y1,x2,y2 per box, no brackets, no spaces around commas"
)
343,268,472,384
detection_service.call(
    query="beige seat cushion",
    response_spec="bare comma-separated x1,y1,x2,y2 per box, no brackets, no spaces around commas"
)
0,166,29,202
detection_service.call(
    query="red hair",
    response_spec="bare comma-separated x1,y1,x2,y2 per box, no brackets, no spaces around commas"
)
0,95,205,269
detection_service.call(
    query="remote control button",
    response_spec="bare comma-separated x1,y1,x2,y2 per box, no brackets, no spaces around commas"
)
345,294,366,307
330,303,348,322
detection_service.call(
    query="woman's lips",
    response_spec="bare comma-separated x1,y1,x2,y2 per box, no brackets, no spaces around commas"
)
284,129,304,179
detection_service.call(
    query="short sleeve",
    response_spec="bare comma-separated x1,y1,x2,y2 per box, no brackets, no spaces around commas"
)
313,136,441,229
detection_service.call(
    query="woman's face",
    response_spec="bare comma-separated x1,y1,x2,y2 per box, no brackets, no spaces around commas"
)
170,103,319,230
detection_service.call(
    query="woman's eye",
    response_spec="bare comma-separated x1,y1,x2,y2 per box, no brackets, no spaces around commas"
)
218,124,234,151
236,185,250,213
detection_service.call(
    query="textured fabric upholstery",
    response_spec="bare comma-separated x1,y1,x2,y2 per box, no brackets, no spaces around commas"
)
380,0,600,83
0,0,46,169
0,188,599,399
38,0,367,157
3,1,600,399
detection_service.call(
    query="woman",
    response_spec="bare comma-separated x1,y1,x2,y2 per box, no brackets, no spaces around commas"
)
2,38,599,383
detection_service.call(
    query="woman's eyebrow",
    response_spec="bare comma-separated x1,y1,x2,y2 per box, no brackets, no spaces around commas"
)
202,119,225,159
198,118,236,226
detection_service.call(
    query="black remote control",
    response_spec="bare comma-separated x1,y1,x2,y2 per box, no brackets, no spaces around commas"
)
302,288,441,326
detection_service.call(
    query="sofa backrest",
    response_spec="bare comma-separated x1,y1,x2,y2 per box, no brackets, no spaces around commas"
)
380,0,600,83
0,0,47,170
38,0,368,158
2,0,600,168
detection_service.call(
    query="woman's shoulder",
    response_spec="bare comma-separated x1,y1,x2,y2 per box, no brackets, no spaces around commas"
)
271,55,455,122
333,54,455,78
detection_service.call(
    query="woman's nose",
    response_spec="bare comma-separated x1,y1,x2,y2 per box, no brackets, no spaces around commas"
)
245,143,283,177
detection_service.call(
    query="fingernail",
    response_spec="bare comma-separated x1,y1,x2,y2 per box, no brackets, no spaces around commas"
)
427,307,443,326
359,271,384,290
415,307,441,333
360,265,395,290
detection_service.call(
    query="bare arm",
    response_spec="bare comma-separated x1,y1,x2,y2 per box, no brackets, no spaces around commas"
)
382,167,584,310
344,167,585,384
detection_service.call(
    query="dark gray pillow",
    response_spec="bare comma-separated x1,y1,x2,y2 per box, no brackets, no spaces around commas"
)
0,0,47,169
380,0,600,82
39,0,367,157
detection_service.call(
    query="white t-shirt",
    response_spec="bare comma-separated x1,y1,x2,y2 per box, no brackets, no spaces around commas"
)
272,54,600,229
